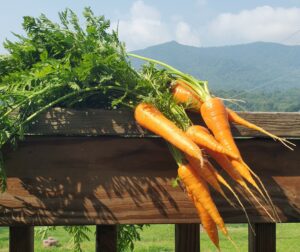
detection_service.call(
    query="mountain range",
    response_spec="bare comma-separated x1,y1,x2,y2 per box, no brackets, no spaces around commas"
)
131,41,300,92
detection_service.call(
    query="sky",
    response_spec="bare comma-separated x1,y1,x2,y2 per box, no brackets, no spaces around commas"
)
0,0,300,53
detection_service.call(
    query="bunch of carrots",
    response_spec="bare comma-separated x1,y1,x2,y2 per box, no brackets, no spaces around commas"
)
130,53,295,251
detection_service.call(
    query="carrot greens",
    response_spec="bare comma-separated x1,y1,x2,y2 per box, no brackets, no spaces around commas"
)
0,8,147,252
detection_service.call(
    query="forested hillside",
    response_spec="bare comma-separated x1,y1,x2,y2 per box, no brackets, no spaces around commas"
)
217,88,300,112
131,41,300,112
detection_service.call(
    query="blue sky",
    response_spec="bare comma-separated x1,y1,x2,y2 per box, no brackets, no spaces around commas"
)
1,0,300,53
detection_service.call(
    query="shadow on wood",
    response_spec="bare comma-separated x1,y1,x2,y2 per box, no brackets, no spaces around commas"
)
0,136,299,226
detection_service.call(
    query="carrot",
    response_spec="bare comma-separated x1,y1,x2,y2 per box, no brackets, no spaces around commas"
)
205,161,257,233
208,150,266,202
171,80,202,111
200,98,279,221
227,108,295,150
185,154,235,207
171,79,279,221
188,192,220,250
186,125,239,160
240,161,281,222
134,103,204,167
206,149,247,187
206,152,276,223
188,126,261,205
168,145,221,247
172,82,294,150
178,163,228,236
201,97,241,158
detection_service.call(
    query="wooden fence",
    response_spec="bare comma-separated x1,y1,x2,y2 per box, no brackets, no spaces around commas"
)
1,108,300,251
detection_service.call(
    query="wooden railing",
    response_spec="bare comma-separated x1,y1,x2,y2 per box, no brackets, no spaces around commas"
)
1,109,300,251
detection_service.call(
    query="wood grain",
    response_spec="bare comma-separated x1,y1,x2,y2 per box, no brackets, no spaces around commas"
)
28,108,300,138
1,136,299,226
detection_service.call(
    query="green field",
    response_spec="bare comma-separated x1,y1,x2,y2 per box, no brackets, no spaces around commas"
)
0,224,299,251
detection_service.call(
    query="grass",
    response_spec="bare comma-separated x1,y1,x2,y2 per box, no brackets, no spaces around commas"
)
0,223,299,251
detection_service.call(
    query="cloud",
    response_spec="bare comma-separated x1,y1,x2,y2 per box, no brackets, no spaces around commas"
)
175,21,201,46
116,1,171,50
115,1,201,50
209,6,300,45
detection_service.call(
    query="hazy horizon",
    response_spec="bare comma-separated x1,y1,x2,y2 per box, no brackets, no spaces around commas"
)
1,0,300,54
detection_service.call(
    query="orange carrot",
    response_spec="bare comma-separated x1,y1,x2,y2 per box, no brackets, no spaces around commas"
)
188,192,220,250
134,103,204,167
207,148,265,202
201,97,241,158
171,82,278,222
205,161,257,232
206,149,246,187
172,82,294,150
172,80,202,111
206,151,276,222
186,125,239,160
200,98,278,220
178,163,228,235
185,155,234,207
171,81,278,221
227,108,295,150
188,125,260,201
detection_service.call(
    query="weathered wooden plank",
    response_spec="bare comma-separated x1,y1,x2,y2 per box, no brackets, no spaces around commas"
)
248,223,276,252
28,108,300,137
96,225,117,252
0,137,299,225
9,226,34,252
175,224,199,252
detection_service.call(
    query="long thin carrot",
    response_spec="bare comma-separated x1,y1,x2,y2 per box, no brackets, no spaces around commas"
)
168,145,221,248
206,161,257,233
207,158,276,224
186,125,239,160
134,103,204,167
240,160,281,222
188,192,220,250
207,150,276,222
189,126,264,208
178,163,228,236
227,108,295,150
185,154,235,207
206,149,247,187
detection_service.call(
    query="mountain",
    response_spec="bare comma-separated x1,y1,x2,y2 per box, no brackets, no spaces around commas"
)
131,41,300,91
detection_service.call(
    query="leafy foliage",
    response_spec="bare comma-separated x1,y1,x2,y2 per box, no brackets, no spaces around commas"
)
0,8,187,249
35,226,57,240
1,8,155,252
0,7,142,189
63,226,91,251
118,224,149,251
35,225,149,252
35,226,90,252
